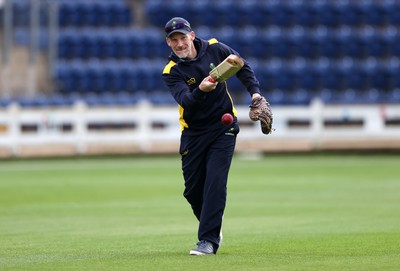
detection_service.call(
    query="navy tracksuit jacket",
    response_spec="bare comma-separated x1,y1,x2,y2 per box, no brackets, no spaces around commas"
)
162,37,261,251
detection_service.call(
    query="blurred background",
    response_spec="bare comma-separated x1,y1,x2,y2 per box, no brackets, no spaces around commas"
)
1,0,400,158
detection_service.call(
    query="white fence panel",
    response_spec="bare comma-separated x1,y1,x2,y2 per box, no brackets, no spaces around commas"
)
1,100,400,157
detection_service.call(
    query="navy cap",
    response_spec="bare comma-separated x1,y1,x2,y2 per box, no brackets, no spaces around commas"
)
165,17,192,38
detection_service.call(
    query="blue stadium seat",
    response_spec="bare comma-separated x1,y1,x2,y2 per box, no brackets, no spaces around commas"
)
50,93,76,106
186,2,208,27
111,30,130,59
275,68,296,91
92,2,112,27
69,31,91,60
295,66,320,91
369,67,391,90
71,33,88,59
12,0,30,27
295,35,320,60
149,62,166,90
69,61,90,92
124,31,142,60
387,2,400,27
248,2,271,27
316,88,337,104
109,2,132,27
118,61,141,92
86,65,104,93
215,27,237,51
58,31,73,59
255,68,274,92
144,28,167,59
343,67,369,91
252,65,266,89
55,62,74,92
82,92,102,106
362,3,388,27
271,36,296,60
101,61,128,92
388,34,400,58
237,28,259,59
226,1,261,28
96,31,115,59
145,0,170,27
387,88,400,103
363,88,386,104
318,35,343,59
113,91,143,105
338,3,364,28
149,90,176,105
236,1,258,27
0,96,12,108
291,4,318,28
318,3,341,28
18,93,72,108
15,96,34,107
77,2,96,27
253,34,274,60
14,27,49,50
390,67,400,89
267,89,286,105
337,88,359,104
77,31,94,59
341,35,366,60
207,0,231,27
288,88,313,105
105,66,122,92
58,0,132,28
364,35,390,59
269,3,293,28
58,1,80,27
320,67,345,91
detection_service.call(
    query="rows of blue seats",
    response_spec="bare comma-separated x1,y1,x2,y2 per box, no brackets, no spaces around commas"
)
57,27,400,61
0,91,175,108
11,0,132,28
58,0,132,28
8,0,400,107
146,0,400,29
55,60,166,93
264,86,400,105
2,86,399,108
53,59,400,103
198,27,400,60
58,28,169,60
254,62,400,93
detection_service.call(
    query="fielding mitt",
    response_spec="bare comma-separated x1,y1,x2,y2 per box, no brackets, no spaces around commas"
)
249,96,274,134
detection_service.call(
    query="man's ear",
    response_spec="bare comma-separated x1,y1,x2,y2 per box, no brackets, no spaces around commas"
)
189,31,195,41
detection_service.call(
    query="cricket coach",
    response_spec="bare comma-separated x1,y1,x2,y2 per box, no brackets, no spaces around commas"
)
161,17,273,255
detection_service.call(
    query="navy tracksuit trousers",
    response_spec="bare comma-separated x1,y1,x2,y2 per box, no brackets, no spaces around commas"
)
180,123,238,251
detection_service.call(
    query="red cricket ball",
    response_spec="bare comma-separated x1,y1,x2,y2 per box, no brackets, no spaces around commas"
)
221,113,234,126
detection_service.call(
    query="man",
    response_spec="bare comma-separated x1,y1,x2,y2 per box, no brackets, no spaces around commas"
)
162,17,272,255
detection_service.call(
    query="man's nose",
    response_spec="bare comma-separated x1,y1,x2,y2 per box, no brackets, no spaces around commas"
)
176,39,185,47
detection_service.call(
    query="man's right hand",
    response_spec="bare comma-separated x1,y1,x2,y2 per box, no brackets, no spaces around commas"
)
199,76,218,92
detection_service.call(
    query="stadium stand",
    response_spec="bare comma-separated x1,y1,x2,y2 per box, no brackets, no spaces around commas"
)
2,0,400,107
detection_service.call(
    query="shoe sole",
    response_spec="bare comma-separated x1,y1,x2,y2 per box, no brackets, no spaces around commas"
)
189,250,214,256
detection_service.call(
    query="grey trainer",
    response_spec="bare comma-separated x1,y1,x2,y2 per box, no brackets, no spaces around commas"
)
189,240,215,255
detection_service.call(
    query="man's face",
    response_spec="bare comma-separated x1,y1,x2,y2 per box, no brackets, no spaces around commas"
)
166,32,196,59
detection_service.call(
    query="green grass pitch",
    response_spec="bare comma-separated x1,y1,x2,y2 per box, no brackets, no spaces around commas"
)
0,153,399,271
